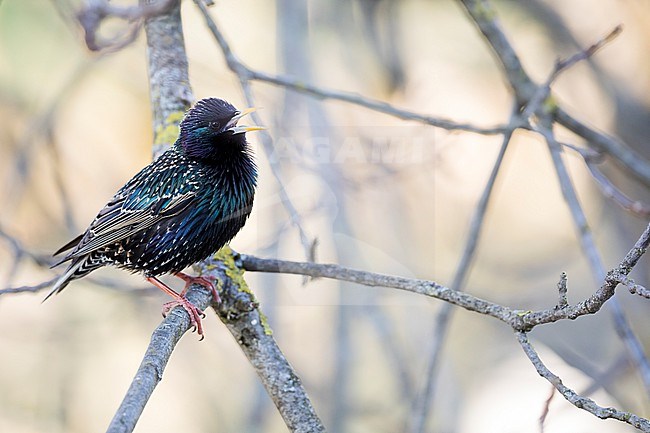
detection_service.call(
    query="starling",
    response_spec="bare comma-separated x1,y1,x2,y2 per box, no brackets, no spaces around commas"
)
48,98,261,336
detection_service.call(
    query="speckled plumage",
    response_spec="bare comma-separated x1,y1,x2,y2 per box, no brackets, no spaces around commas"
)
48,98,258,300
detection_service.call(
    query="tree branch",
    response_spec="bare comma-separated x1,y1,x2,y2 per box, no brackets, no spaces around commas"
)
408,103,520,433
554,108,650,187
106,285,213,433
77,0,177,52
239,219,650,333
194,0,504,136
236,220,650,432
458,0,650,187
517,332,650,432
140,0,194,157
538,116,650,396
615,274,650,300
198,250,326,433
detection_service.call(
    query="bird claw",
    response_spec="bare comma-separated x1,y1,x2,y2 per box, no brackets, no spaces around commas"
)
162,296,205,337
146,275,210,339
175,272,221,304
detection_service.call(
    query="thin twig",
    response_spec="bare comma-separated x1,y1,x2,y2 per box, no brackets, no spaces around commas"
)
458,0,650,186
521,26,622,121
583,161,650,218
77,0,176,52
541,136,650,218
239,221,650,332
615,274,650,300
538,117,650,397
194,0,504,135
556,272,568,309
517,26,650,218
0,276,59,296
106,284,213,433
539,384,555,433
245,69,505,134
0,225,53,268
8,58,101,222
552,26,622,79
240,253,513,323
517,332,650,432
458,0,536,103
239,80,315,260
511,24,649,218
408,105,519,433
554,109,650,187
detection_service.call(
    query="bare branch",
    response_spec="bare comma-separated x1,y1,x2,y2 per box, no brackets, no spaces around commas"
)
110,249,328,433
7,57,101,229
239,80,315,260
194,0,504,135
409,104,520,433
241,253,517,322
458,0,650,186
522,26,622,122
583,160,650,218
537,117,650,395
77,0,177,52
458,0,536,103
140,0,194,157
554,109,650,186
0,276,59,296
197,251,326,433
536,136,650,218
556,272,568,309
615,274,650,300
539,384,556,433
106,285,213,433
516,26,650,219
240,220,650,332
552,26,622,78
517,332,650,432
0,225,53,268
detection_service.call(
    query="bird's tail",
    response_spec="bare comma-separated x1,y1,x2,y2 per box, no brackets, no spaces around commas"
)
43,259,85,302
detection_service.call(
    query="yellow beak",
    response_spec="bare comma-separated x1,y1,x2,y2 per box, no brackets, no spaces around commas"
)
227,107,265,134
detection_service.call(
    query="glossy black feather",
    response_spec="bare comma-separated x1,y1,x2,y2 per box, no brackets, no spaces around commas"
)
48,98,257,299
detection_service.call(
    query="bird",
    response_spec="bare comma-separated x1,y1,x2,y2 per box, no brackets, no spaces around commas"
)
48,98,261,337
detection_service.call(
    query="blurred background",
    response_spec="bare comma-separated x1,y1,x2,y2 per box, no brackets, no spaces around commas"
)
1,0,649,432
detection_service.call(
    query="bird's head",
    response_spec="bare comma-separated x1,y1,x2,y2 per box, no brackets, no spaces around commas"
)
178,98,262,160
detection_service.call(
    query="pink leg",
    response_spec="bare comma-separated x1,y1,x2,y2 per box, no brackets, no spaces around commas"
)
146,276,205,338
174,272,221,304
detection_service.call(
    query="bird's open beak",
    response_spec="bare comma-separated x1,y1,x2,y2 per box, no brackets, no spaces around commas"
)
226,107,265,135
228,125,265,134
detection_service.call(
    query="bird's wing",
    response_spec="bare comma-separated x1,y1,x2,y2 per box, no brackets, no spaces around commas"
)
68,192,196,257
61,152,200,260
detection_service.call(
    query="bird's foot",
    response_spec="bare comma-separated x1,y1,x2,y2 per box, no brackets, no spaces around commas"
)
161,296,205,339
174,272,221,304
146,276,206,339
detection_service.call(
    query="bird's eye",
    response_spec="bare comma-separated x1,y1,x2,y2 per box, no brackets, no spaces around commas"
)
208,121,220,130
